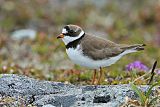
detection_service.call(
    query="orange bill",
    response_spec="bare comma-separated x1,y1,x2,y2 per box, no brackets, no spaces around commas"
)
57,34,64,39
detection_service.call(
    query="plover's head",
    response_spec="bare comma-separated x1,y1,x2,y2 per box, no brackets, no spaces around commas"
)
57,25,85,45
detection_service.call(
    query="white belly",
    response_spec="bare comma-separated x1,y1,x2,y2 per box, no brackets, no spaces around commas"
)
66,45,136,69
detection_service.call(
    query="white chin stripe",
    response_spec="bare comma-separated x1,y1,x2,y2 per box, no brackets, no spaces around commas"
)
62,31,85,45
62,28,68,34
79,31,85,37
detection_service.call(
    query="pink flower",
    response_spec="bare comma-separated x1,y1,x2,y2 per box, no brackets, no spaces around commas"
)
126,61,149,71
2,66,7,71
155,69,160,75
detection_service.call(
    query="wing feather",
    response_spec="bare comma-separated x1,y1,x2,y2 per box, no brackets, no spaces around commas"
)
81,34,124,60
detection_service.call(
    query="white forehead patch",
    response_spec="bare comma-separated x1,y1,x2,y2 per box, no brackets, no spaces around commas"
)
62,28,68,34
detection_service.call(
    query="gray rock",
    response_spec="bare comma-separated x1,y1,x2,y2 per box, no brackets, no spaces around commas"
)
11,29,37,40
0,74,151,107
42,104,56,107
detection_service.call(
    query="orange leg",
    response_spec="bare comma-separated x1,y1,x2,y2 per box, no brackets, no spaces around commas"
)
97,67,103,85
91,69,97,85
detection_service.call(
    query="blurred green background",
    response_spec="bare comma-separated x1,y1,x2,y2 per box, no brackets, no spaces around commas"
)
0,0,159,85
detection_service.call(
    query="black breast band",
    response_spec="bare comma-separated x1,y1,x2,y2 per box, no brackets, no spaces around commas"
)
66,33,85,49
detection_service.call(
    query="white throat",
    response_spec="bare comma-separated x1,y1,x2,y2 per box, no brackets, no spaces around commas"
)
62,30,85,45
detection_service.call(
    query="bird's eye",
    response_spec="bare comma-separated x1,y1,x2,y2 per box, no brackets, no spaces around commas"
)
69,30,74,33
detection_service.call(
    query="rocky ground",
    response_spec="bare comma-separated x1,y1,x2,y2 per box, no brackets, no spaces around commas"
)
0,1,160,107
0,74,157,107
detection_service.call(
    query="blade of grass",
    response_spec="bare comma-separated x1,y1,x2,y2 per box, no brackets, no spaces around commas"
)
130,82,146,105
146,81,160,98
149,96,160,106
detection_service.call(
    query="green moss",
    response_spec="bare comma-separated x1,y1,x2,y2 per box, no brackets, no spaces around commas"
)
0,17,15,30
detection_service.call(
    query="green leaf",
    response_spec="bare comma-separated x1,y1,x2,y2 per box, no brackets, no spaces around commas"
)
130,82,146,105
146,81,160,98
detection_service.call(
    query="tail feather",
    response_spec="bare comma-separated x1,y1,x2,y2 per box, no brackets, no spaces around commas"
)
120,44,146,51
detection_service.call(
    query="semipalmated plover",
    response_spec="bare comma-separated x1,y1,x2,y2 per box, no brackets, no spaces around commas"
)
57,24,145,84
